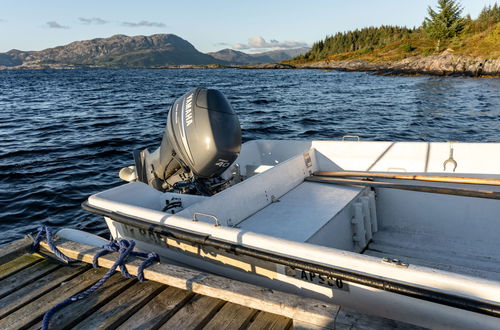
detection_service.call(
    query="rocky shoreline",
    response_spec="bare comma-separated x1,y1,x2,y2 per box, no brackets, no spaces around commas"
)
163,51,500,77
293,51,500,77
2,51,499,77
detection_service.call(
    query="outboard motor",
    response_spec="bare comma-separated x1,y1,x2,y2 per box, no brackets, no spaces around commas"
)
129,88,241,195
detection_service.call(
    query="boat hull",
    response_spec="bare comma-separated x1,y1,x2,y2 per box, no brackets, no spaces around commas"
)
87,140,500,329
105,217,500,329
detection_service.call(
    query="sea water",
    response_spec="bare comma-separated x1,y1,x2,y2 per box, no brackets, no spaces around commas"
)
0,68,499,245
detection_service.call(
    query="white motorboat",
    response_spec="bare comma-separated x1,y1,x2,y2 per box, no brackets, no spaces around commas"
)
82,88,500,329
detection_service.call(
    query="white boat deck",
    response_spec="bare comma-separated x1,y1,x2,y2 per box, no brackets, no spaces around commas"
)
364,229,500,282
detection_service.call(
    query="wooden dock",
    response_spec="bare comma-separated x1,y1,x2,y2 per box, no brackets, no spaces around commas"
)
0,237,421,330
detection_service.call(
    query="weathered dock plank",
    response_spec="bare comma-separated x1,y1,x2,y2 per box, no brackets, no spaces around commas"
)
0,253,42,281
41,239,339,328
0,238,421,330
0,237,33,265
0,259,60,299
116,286,194,330
334,308,423,330
158,295,226,329
0,263,89,320
0,266,104,329
247,311,293,330
71,280,165,330
28,273,135,330
203,302,257,330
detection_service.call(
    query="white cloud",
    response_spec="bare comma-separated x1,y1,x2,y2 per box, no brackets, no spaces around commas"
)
121,20,166,28
79,17,108,25
46,21,69,29
233,36,308,50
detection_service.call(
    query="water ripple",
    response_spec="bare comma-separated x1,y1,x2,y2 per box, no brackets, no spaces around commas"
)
0,68,499,245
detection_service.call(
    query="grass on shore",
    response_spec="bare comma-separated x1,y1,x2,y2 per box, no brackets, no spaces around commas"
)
286,22,499,65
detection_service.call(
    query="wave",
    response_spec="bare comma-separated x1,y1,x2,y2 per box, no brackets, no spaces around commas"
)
0,68,498,245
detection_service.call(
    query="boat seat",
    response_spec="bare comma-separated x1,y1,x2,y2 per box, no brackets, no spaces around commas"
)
238,181,365,244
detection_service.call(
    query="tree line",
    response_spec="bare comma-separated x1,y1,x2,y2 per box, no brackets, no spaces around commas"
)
297,0,499,61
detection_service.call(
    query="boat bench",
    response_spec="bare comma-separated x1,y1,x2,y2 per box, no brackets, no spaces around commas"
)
239,181,365,247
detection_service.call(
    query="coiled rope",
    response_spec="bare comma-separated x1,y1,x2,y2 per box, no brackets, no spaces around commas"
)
31,226,160,330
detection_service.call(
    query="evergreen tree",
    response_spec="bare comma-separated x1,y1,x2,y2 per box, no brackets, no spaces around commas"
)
477,3,500,25
424,0,465,51
299,26,414,61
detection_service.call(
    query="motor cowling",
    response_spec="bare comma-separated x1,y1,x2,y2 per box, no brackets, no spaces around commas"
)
153,88,241,187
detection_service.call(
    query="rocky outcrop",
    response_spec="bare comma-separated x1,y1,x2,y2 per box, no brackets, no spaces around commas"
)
295,51,500,77
389,51,500,76
156,63,296,70
237,63,296,69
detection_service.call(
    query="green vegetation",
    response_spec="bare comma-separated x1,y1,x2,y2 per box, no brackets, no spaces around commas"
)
423,0,465,51
302,26,415,61
292,1,500,63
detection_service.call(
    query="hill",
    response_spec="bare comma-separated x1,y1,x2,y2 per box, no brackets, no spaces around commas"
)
208,48,309,64
0,34,222,68
286,2,500,75
0,34,309,69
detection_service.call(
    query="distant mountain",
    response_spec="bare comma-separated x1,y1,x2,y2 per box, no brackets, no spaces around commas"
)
207,49,260,64
0,34,222,68
208,47,309,64
255,48,311,62
0,34,309,68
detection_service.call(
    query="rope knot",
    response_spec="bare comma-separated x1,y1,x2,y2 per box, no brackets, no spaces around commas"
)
40,228,160,330
31,225,75,263
91,238,160,281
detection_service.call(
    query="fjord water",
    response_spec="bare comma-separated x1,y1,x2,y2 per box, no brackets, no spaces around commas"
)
0,69,499,245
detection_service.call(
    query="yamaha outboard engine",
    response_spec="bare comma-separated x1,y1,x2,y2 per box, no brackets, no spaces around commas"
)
131,88,241,195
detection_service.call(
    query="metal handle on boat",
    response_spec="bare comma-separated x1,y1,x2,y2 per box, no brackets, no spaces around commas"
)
342,135,360,141
193,212,220,227
443,141,458,172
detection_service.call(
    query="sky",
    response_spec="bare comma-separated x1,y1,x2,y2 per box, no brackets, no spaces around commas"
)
0,0,496,54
